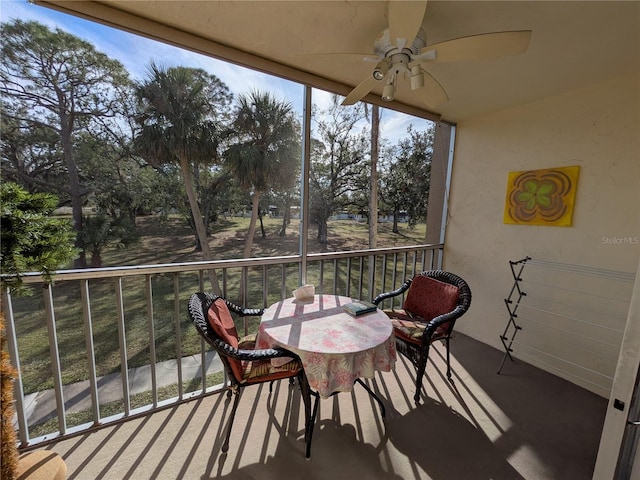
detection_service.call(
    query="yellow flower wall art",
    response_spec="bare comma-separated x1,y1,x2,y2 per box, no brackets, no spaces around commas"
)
504,166,580,226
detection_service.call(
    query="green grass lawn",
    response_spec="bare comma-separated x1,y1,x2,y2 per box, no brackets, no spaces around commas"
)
11,215,428,430
100,214,426,266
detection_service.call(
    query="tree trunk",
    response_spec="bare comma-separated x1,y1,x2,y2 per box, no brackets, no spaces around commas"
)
179,155,221,295
317,217,328,244
244,192,261,259
393,208,399,234
258,207,266,238
90,249,102,268
128,209,137,227
279,201,290,237
239,192,261,302
60,116,86,268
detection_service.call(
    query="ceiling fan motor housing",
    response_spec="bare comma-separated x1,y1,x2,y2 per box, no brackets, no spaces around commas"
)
374,28,427,58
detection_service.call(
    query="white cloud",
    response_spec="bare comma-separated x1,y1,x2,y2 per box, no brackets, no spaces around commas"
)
381,111,413,141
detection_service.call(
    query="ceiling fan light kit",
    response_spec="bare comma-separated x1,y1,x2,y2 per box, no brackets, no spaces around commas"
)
410,65,425,90
382,82,395,102
373,60,390,81
329,1,532,107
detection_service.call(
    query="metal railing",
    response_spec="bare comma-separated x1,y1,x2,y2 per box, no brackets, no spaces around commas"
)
3,244,442,447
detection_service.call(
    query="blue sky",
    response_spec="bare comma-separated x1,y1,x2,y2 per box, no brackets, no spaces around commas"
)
1,0,431,143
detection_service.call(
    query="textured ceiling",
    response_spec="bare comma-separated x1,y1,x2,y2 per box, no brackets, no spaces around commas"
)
39,1,640,123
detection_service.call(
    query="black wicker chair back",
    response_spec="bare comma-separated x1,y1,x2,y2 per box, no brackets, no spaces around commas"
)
188,292,317,458
373,270,472,404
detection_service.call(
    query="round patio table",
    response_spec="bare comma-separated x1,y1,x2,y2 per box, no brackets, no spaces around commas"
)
256,294,396,399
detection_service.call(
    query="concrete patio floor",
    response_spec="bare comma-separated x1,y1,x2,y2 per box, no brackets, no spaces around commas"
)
31,334,607,479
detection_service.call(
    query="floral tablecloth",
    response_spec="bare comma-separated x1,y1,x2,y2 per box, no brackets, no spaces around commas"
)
257,294,396,398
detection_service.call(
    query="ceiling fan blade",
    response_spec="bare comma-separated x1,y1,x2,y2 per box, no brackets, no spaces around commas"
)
388,0,428,50
424,30,533,63
302,53,381,64
342,74,381,106
420,68,449,105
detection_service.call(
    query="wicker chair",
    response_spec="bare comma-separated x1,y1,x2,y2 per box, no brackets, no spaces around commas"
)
373,270,472,404
188,292,317,458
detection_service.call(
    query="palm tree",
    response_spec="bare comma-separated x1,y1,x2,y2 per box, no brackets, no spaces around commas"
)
135,63,232,294
224,90,301,259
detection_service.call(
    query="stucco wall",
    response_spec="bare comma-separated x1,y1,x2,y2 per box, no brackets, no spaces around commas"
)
443,73,640,396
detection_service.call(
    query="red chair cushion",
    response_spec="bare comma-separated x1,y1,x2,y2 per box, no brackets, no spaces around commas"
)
402,276,460,332
207,298,244,381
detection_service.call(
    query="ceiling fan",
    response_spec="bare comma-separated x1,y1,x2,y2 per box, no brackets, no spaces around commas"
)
327,1,532,107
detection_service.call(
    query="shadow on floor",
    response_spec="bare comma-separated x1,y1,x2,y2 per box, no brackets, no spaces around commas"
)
387,398,525,480
444,335,607,480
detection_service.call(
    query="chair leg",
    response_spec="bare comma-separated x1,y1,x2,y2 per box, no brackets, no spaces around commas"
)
222,390,241,453
268,377,294,394
414,364,426,405
445,337,452,381
414,345,431,405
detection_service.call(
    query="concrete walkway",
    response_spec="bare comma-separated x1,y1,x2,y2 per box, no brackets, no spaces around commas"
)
22,352,223,426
